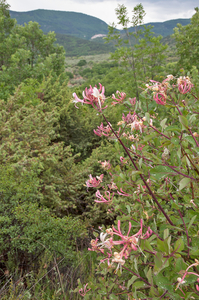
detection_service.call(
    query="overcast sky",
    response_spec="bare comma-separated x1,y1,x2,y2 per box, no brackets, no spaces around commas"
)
8,0,197,25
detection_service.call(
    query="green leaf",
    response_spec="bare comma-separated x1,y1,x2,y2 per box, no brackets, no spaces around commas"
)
171,137,180,145
147,267,153,285
165,125,181,132
179,115,188,130
127,276,137,289
141,239,154,252
133,281,147,289
157,239,169,254
187,215,197,231
160,118,167,130
174,238,184,252
184,135,196,146
145,112,150,123
139,158,143,168
144,133,158,142
164,228,169,239
178,177,191,190
154,252,164,270
150,165,175,180
131,170,143,176
155,273,173,293
109,294,118,300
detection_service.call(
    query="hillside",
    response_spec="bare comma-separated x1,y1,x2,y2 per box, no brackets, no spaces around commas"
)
10,9,191,40
127,19,191,37
55,33,114,57
9,9,109,40
9,9,191,57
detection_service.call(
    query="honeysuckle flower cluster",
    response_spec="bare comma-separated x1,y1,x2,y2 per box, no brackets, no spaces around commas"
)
146,78,170,105
86,174,103,188
89,220,152,272
93,122,112,137
130,114,145,133
177,76,194,94
112,91,126,106
73,83,107,111
122,112,135,124
78,283,91,297
129,97,136,106
98,160,111,170
95,190,114,204
108,181,118,190
145,75,194,106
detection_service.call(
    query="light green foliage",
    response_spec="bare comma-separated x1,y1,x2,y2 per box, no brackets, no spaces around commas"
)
0,86,88,271
0,0,16,68
173,7,199,70
105,4,168,98
0,2,66,100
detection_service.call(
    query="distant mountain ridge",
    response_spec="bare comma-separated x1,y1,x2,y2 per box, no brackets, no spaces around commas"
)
9,9,109,40
10,9,191,40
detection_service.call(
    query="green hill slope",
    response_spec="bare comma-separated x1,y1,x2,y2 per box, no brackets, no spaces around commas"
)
9,9,109,40
55,33,114,56
127,19,191,37
9,9,191,57
10,9,191,40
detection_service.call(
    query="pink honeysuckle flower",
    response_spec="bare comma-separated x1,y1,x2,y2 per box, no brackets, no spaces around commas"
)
107,181,118,190
94,122,112,137
78,283,91,297
129,97,136,106
122,112,135,124
130,114,145,132
137,144,145,151
72,93,84,108
73,83,107,111
95,190,114,204
100,251,112,266
166,74,174,81
111,251,125,272
88,238,99,251
153,92,167,105
97,232,114,249
146,78,171,105
86,174,104,188
98,160,111,170
177,76,193,94
120,156,128,165
112,219,152,251
196,278,199,291
117,188,132,197
175,259,199,291
112,91,126,106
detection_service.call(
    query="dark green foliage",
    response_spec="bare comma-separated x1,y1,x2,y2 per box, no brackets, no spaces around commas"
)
55,33,114,56
77,59,87,67
127,18,190,37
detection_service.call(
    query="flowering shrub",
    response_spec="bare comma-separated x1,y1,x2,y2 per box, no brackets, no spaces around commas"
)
73,73,199,299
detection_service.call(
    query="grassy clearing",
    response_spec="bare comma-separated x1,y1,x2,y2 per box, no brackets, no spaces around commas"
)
65,53,113,67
